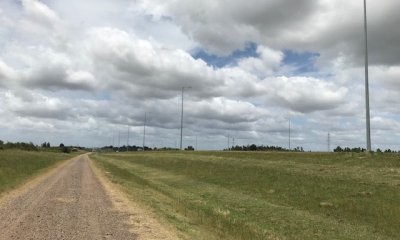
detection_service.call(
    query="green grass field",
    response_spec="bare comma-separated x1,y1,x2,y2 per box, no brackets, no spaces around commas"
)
91,151,400,240
0,150,78,195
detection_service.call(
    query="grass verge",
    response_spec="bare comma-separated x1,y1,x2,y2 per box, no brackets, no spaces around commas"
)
91,151,400,239
0,150,80,196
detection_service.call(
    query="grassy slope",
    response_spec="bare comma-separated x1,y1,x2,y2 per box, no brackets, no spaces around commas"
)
0,150,79,195
91,151,400,240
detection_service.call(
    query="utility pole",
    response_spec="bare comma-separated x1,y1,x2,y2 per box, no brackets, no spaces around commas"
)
363,0,372,152
143,112,147,151
289,118,291,151
180,86,191,150
127,126,130,151
118,130,120,152
328,133,331,152
227,134,230,150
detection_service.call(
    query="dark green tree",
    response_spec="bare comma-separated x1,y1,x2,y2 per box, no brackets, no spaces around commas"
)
185,146,194,151
249,144,257,151
334,146,343,152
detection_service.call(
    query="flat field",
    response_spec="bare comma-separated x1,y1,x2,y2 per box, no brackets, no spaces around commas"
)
91,151,400,240
0,150,79,195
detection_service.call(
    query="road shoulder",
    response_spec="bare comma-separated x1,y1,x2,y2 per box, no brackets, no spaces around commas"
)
89,154,182,240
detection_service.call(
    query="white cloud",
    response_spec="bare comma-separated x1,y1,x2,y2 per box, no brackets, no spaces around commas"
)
0,58,16,87
264,76,348,113
140,0,400,67
188,97,266,124
3,91,70,120
86,27,223,98
65,71,96,90
371,66,400,91
0,0,399,150
17,47,97,91
372,116,400,132
22,0,60,28
216,67,264,98
238,46,283,77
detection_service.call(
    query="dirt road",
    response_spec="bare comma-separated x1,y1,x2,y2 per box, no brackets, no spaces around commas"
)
0,154,136,240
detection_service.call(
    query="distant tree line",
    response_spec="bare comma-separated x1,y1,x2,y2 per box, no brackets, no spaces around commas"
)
0,140,37,151
376,148,397,153
226,144,304,152
333,146,398,153
333,146,366,153
41,142,51,148
0,140,82,153
100,145,149,152
100,145,182,152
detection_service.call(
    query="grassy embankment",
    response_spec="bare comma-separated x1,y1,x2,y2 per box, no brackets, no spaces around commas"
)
91,151,400,240
0,150,79,196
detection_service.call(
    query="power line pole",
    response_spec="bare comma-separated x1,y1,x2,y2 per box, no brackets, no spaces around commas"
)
118,130,120,152
127,126,130,151
289,118,291,151
328,133,330,152
227,134,230,150
180,86,191,150
363,0,372,152
143,112,147,151
180,87,184,150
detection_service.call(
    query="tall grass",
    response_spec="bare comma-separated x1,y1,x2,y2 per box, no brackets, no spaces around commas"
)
92,151,400,239
0,150,78,195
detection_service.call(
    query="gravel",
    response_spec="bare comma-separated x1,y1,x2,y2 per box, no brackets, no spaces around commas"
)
0,154,137,240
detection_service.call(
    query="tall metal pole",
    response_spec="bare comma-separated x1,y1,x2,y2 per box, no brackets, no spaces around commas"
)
289,118,291,151
143,112,147,151
180,87,184,150
328,133,331,152
118,130,120,152
227,134,230,150
127,126,130,151
180,87,191,150
363,0,372,152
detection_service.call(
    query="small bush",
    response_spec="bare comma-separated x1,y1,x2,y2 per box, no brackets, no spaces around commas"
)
61,147,71,153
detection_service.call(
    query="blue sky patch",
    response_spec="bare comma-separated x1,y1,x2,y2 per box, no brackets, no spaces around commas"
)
192,42,258,68
282,50,320,75
192,44,320,76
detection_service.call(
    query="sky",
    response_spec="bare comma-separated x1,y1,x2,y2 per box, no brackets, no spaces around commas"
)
0,0,400,151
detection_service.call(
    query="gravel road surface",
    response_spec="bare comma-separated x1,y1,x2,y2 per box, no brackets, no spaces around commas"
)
0,154,136,240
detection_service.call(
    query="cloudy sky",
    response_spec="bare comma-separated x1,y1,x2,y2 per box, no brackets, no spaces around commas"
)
1,0,399,151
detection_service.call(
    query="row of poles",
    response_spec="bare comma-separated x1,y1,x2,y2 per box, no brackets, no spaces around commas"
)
186,0,372,152
224,0,372,153
113,0,371,152
113,86,192,151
